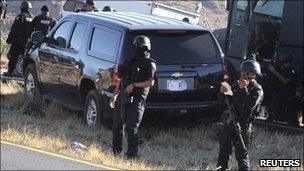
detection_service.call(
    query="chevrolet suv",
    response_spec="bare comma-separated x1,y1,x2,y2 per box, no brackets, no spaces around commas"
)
24,12,226,127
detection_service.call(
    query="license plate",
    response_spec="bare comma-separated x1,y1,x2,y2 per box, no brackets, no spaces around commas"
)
167,80,187,91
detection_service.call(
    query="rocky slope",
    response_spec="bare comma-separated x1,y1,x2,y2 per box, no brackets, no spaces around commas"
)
1,0,228,40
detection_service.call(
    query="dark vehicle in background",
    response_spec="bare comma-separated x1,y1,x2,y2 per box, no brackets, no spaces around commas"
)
224,0,303,84
222,0,303,124
23,12,225,127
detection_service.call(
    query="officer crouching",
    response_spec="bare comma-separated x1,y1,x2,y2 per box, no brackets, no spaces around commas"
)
109,36,156,159
216,60,263,170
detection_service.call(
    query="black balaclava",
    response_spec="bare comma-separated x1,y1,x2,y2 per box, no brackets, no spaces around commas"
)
135,46,150,59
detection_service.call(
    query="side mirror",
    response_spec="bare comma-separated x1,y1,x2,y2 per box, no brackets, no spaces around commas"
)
226,0,231,11
31,31,46,43
56,37,67,48
63,0,84,12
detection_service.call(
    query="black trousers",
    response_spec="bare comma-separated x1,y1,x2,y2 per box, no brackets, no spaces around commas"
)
268,89,295,121
217,123,253,170
112,95,145,155
8,44,25,73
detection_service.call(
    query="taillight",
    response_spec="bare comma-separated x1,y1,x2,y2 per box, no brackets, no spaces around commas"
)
223,64,229,81
112,66,120,87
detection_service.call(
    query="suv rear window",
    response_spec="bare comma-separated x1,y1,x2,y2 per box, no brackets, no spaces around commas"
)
127,31,220,64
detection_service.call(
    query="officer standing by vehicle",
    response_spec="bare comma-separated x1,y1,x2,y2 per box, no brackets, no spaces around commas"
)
31,5,57,35
216,60,263,171
79,0,98,12
109,36,156,159
102,6,113,12
266,53,297,122
0,0,7,56
0,0,7,21
3,1,33,77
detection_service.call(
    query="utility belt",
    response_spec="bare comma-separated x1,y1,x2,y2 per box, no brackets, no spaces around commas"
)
122,93,134,104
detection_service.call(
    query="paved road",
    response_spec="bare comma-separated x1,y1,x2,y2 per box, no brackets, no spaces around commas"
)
1,142,114,170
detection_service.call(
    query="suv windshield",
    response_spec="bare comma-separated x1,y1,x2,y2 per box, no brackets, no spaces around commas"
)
127,31,220,64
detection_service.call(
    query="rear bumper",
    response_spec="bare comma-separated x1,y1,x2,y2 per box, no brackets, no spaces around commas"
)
146,101,222,109
144,101,223,118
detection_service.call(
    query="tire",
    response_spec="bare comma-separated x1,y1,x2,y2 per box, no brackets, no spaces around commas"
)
84,89,104,127
16,55,23,76
24,64,45,112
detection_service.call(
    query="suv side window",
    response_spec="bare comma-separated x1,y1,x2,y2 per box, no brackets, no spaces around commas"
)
88,25,121,62
52,20,73,48
69,22,87,51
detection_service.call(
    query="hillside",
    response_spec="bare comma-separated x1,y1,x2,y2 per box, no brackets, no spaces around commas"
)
1,0,228,38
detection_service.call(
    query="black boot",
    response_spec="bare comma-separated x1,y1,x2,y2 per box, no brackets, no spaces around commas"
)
124,151,138,159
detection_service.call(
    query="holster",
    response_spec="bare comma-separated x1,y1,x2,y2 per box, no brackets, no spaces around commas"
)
122,93,133,104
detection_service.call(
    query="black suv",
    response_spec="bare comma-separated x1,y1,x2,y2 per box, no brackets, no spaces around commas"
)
24,12,226,127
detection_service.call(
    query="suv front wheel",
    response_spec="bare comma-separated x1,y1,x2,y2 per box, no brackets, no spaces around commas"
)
84,90,103,127
24,64,45,111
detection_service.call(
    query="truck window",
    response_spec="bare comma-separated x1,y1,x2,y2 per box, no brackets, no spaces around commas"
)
128,31,220,65
69,22,87,51
89,27,120,62
237,0,248,11
253,0,285,18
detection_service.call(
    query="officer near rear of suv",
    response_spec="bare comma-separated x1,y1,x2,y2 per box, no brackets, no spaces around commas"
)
4,1,33,77
31,5,57,35
109,35,156,159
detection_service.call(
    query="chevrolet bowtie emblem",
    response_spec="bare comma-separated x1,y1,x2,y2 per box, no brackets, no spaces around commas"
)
171,72,183,78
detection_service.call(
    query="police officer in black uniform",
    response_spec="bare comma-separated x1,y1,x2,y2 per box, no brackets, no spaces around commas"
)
102,6,113,12
4,1,33,77
32,5,56,35
109,36,156,159
0,0,7,57
216,60,263,170
266,53,297,122
0,0,7,21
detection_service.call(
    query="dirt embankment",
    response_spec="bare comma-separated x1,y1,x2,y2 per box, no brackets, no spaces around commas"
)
1,81,303,170
160,0,228,29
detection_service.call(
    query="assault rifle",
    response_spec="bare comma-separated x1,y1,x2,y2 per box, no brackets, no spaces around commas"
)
223,95,247,152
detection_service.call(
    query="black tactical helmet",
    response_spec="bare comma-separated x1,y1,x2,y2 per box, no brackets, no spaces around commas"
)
240,60,261,74
20,1,32,11
102,6,112,12
182,17,190,23
85,0,95,6
133,35,151,51
41,5,49,12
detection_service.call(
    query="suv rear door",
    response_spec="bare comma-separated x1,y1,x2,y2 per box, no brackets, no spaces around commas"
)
87,24,123,117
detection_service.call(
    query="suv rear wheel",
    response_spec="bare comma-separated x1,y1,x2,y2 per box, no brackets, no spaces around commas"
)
84,90,103,127
16,55,24,76
24,64,45,112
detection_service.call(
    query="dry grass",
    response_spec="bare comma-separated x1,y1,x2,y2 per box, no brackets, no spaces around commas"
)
1,81,303,170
